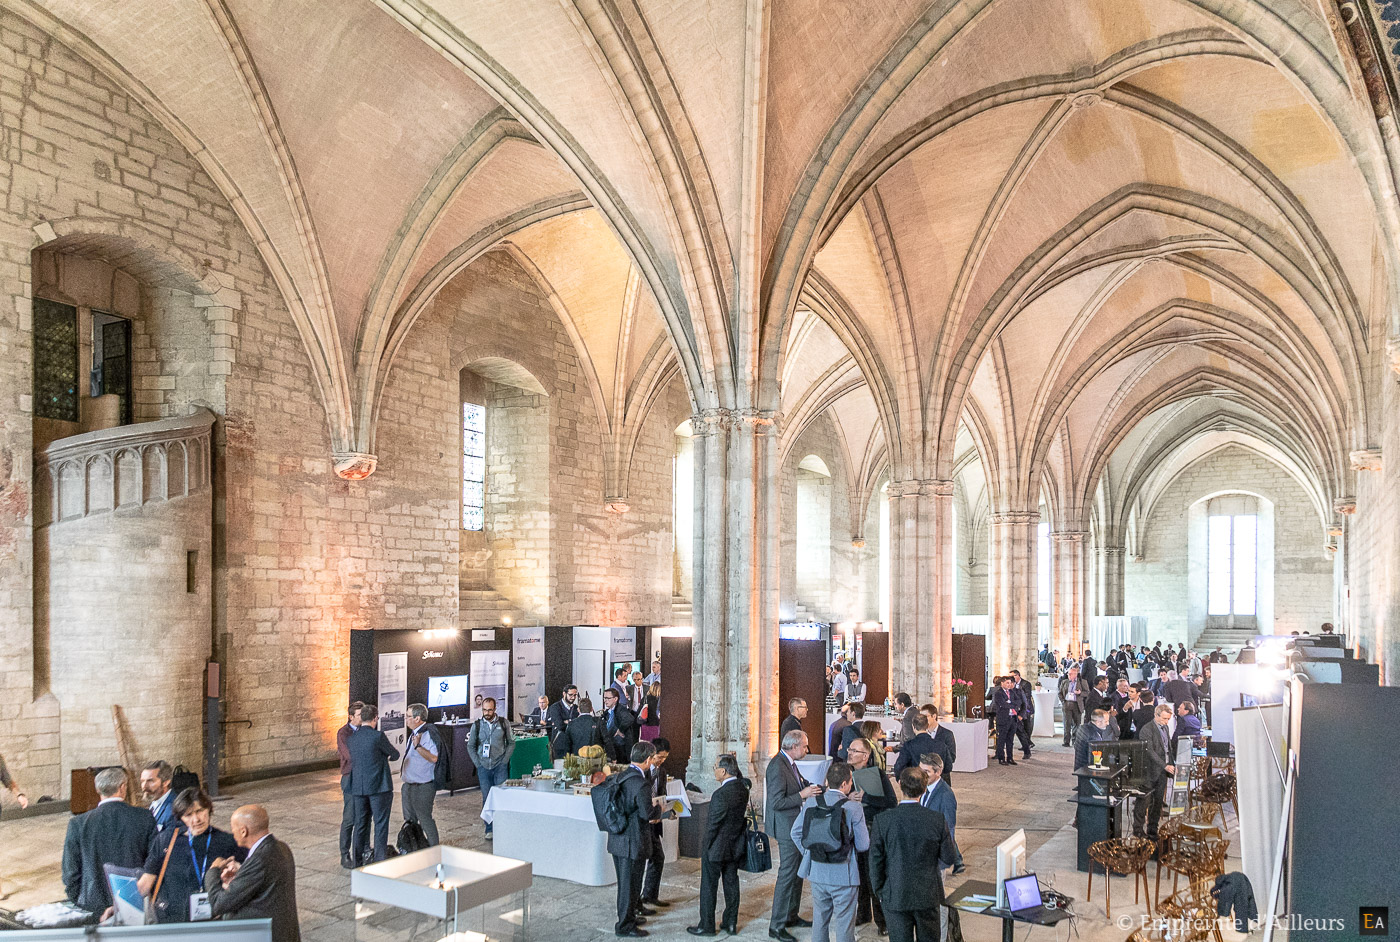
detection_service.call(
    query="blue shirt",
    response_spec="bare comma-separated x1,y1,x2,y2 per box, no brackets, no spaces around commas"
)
402,725,439,784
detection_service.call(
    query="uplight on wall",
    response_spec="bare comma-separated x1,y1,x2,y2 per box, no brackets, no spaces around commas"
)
418,628,460,640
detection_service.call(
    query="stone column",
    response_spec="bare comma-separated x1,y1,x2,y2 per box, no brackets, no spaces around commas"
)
1098,544,1126,616
988,510,1039,676
887,480,954,707
1051,531,1089,655
688,409,781,784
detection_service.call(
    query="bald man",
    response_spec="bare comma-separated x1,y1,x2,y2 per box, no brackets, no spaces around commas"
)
206,805,301,942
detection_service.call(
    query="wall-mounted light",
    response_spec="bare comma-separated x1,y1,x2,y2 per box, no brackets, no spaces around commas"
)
418,628,460,640
502,616,513,626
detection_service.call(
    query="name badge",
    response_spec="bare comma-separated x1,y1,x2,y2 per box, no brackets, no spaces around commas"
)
189,892,212,922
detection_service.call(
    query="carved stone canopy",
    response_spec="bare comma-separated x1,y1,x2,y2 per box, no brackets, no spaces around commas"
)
333,452,378,480
1349,449,1382,472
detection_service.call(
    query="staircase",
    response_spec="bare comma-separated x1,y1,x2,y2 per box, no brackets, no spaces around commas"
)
459,588,519,628
671,594,692,626
1191,625,1257,653
792,603,824,623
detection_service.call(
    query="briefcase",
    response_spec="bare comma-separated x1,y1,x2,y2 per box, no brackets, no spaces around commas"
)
740,807,772,873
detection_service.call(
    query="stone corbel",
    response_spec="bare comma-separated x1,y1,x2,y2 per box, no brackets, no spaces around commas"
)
333,452,378,480
605,500,631,515
1333,498,1356,516
1349,449,1382,472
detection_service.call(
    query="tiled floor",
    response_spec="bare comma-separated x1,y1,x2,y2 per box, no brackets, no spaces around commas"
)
0,735,1259,941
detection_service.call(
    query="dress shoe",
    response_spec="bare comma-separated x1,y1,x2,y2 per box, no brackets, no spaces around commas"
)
687,928,717,937
952,864,967,875
616,930,648,938
638,906,657,916
645,899,672,908
769,930,797,942
790,918,813,928
722,925,738,936
1006,759,1018,765
340,856,355,870
997,759,1007,765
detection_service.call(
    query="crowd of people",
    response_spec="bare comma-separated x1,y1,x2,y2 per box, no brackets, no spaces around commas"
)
38,761,301,940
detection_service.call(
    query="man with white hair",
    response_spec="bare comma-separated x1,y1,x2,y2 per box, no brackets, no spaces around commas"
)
62,767,157,914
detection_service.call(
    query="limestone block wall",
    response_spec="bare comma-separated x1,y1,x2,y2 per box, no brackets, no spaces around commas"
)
1349,376,1399,683
954,490,989,615
1123,445,1332,645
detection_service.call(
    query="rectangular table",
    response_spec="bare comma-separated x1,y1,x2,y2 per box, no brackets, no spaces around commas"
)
946,878,1073,942
939,719,988,773
481,781,682,885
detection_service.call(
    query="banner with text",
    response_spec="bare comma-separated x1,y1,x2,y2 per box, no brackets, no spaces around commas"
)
377,652,408,755
470,649,510,720
512,627,546,721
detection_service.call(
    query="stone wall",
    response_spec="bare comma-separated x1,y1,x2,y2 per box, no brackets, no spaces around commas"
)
1123,445,1332,646
1349,376,1400,683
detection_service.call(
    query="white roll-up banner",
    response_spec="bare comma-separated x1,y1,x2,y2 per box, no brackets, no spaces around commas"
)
512,626,546,720
470,649,510,720
377,652,408,754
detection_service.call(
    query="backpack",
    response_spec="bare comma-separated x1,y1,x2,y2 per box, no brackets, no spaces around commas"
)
170,765,200,797
591,768,635,835
396,819,429,855
800,795,852,863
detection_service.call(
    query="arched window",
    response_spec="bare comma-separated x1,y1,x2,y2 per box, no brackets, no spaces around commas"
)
1207,494,1258,624
1037,519,1050,615
461,401,486,530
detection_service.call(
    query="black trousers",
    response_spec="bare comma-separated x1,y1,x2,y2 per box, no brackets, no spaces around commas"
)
698,857,740,931
1134,775,1168,837
885,906,941,942
612,854,645,933
768,831,804,930
352,791,393,863
994,718,1016,761
855,848,886,930
1062,701,1083,744
339,775,356,860
641,835,665,902
1015,718,1033,755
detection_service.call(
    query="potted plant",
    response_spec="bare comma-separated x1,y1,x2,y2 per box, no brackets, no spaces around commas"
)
950,678,975,719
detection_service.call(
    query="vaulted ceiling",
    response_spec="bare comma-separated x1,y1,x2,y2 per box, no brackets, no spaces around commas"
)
13,0,1399,527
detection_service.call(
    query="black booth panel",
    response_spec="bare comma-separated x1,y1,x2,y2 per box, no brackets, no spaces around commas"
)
349,628,472,723
543,626,575,703
1288,682,1398,940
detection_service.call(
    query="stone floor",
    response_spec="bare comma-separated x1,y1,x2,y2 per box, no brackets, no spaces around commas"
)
0,734,1261,941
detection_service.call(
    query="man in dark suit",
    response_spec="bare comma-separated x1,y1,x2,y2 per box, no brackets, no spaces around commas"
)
139,760,176,831
870,769,957,942
641,739,673,908
1162,672,1199,709
563,698,606,755
836,701,867,760
1111,677,1136,739
1080,649,1098,686
992,676,1029,766
1132,689,1159,735
336,701,363,868
918,753,963,873
608,741,662,938
206,805,300,942
1148,667,1170,700
1134,704,1177,840
767,729,821,942
1086,675,1112,717
688,753,750,937
62,767,157,915
894,693,917,742
891,713,935,776
602,688,639,764
826,702,852,757
780,698,807,739
919,705,957,786
546,685,582,759
1009,670,1035,750
347,703,400,864
611,666,632,702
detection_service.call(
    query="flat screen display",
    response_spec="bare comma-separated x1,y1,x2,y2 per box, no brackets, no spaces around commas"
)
428,674,468,708
1003,873,1040,912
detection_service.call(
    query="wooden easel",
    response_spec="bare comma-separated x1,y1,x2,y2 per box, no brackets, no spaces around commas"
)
112,705,140,798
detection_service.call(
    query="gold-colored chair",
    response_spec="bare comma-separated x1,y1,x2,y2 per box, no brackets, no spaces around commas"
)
1155,824,1227,908
1088,836,1155,919
1189,773,1238,830
1158,879,1226,942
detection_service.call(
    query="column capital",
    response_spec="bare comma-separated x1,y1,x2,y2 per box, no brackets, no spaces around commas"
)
1050,529,1090,543
1099,544,1127,557
887,478,953,498
1333,497,1356,515
1350,448,1382,472
332,452,378,480
690,408,782,437
988,510,1040,526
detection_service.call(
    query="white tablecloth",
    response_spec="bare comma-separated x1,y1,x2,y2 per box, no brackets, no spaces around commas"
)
796,756,831,785
480,781,680,886
1032,691,1057,736
939,719,988,773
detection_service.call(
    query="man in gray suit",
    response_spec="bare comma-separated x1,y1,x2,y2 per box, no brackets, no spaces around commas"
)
1134,704,1177,840
767,730,821,942
62,767,157,915
347,704,400,864
790,761,870,942
206,805,300,942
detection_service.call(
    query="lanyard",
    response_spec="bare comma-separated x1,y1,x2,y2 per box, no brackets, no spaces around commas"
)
188,832,211,884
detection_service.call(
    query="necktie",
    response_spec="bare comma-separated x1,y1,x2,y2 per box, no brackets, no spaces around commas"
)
608,710,616,733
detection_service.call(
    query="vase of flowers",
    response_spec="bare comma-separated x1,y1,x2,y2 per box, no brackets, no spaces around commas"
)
951,678,974,719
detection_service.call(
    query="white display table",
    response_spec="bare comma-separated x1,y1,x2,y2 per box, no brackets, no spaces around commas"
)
1032,691,1058,736
351,845,530,941
481,781,682,886
796,756,831,785
939,719,988,773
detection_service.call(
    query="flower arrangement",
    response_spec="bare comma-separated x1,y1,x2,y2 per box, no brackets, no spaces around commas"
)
950,678,975,700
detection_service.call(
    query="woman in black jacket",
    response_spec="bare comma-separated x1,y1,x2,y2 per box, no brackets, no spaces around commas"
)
139,789,242,923
845,737,897,933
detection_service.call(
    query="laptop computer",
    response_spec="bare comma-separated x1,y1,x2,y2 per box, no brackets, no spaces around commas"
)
104,864,145,926
1002,871,1049,920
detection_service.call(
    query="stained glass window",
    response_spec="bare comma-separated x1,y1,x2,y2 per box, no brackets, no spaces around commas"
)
462,402,485,530
33,298,79,422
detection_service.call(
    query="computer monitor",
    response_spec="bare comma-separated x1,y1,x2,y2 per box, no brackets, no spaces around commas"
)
1003,872,1041,913
995,829,1026,908
1098,739,1148,791
427,674,468,708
